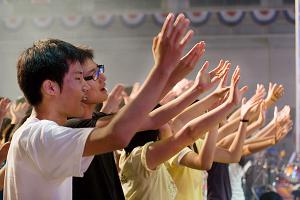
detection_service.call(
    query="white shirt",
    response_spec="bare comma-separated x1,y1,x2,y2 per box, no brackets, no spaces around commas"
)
4,117,94,200
229,163,245,200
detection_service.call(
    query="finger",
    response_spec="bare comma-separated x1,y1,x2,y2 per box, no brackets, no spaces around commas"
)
232,66,240,86
169,14,186,44
152,35,159,53
242,97,247,105
132,82,141,95
239,86,248,96
171,17,190,46
210,59,225,76
269,82,272,92
185,42,206,68
161,13,175,39
220,67,230,87
200,61,209,73
179,30,194,50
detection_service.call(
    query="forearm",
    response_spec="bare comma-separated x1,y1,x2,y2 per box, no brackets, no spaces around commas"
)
196,129,218,170
217,117,239,141
146,128,194,169
217,132,236,149
246,122,275,143
187,101,235,137
141,85,201,130
228,105,260,123
218,121,263,149
228,106,240,121
243,138,275,156
171,93,218,133
227,122,248,161
245,121,262,137
84,66,172,156
244,136,274,145
214,121,247,163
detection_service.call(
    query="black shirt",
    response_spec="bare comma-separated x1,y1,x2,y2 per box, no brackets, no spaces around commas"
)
65,112,125,200
207,162,232,200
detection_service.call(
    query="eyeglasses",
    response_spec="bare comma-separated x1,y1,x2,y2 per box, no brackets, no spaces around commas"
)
84,64,105,81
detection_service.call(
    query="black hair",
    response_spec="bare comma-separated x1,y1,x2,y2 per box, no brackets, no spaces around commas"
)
76,45,94,64
17,38,82,106
124,130,160,155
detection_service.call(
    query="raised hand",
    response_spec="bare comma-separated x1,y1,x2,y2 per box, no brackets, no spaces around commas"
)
101,84,125,114
0,98,11,120
153,13,194,73
153,40,205,91
212,60,231,97
10,101,30,124
226,66,248,106
192,60,230,93
256,84,266,97
122,82,141,105
273,105,291,127
265,83,284,106
275,118,293,143
256,102,267,127
172,78,194,97
240,95,262,121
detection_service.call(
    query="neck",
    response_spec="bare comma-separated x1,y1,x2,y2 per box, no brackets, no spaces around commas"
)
81,103,96,119
33,107,67,126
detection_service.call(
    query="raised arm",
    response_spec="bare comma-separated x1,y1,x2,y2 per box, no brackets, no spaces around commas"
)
217,102,266,147
264,82,284,108
83,13,195,156
243,119,292,156
212,92,262,163
179,126,219,170
170,60,231,133
228,84,266,121
141,60,228,130
100,84,124,114
145,66,248,169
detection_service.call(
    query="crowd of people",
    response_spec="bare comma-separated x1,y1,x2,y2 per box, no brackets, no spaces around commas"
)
0,13,293,200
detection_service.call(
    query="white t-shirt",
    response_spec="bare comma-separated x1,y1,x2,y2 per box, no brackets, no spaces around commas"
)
4,117,94,200
229,163,245,200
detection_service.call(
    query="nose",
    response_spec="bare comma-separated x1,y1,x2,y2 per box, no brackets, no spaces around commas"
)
99,73,106,82
82,79,91,92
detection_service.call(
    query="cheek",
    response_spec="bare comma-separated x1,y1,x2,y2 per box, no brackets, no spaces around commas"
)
86,82,99,93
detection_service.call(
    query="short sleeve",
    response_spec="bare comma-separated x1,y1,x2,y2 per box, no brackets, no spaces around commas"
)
23,120,94,179
121,142,157,179
195,138,204,151
168,147,192,167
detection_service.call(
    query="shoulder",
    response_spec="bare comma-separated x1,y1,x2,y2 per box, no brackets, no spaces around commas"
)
64,118,96,128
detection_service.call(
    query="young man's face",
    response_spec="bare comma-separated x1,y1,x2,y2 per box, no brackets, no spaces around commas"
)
57,61,90,118
82,58,108,104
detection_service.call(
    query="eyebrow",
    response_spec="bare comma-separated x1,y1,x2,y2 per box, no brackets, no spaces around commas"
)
74,71,83,75
86,66,97,74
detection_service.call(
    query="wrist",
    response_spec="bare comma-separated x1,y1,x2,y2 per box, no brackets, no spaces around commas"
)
153,63,173,77
11,116,20,124
190,84,203,95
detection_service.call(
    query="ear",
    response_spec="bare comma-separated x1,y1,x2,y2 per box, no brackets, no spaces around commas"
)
41,80,60,96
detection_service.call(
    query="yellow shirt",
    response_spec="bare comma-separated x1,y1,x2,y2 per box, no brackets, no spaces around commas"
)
119,142,177,200
167,139,205,200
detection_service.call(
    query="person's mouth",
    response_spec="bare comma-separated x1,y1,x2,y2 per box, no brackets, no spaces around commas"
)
82,96,88,102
